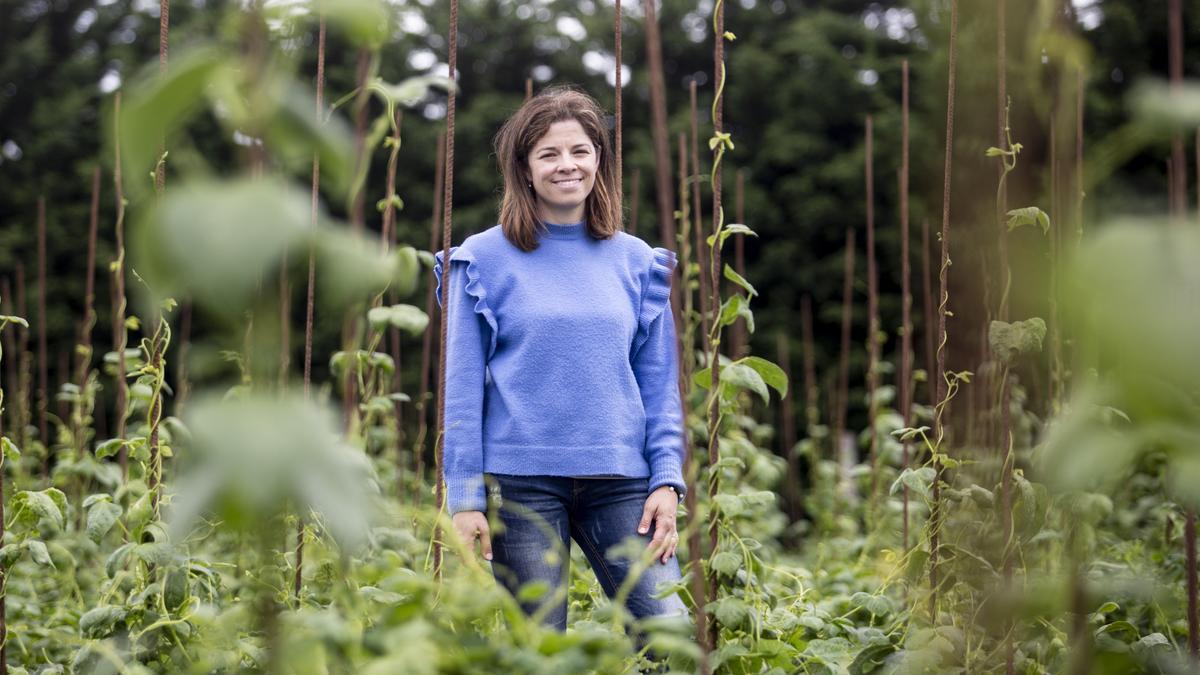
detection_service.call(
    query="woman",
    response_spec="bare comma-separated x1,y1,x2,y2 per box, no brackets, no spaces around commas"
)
433,85,690,637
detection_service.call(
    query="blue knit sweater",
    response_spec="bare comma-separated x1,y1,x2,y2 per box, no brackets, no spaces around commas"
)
433,220,688,515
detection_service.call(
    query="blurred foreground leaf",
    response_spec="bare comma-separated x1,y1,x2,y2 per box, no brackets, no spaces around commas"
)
1040,222,1200,505
169,394,377,550
133,177,407,319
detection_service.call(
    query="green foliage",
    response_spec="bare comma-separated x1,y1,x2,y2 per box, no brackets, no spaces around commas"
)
366,304,429,335
1006,206,1051,235
988,317,1047,364
169,394,377,550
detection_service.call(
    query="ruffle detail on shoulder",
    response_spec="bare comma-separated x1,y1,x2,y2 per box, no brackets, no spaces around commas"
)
632,246,677,356
433,246,499,361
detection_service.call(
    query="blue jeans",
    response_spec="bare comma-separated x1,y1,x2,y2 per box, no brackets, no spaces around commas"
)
484,473,690,635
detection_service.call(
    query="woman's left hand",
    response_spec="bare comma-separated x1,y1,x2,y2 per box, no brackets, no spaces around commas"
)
639,486,680,564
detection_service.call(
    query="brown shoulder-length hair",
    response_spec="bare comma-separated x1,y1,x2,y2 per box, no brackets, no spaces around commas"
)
493,85,621,252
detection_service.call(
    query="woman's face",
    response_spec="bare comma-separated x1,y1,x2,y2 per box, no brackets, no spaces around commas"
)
525,118,599,224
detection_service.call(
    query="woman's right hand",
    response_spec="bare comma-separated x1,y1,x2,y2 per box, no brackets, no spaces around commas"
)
451,510,493,562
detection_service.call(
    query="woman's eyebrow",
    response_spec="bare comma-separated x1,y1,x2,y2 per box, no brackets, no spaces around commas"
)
535,143,591,153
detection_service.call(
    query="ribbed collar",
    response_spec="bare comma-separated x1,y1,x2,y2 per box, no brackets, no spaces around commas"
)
539,219,587,240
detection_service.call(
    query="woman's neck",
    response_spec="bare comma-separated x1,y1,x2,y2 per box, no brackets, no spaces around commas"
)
537,204,585,225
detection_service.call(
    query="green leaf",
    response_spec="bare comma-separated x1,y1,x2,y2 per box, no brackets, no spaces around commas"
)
116,47,226,201
95,438,126,460
0,544,21,567
1006,207,1050,235
721,362,769,403
1095,620,1139,641
23,540,54,568
705,223,758,250
132,177,313,318
516,580,550,603
1,436,20,463
366,304,429,335
369,75,456,109
87,502,124,544
722,263,757,297
967,485,995,509
314,227,403,308
890,467,936,499
1130,78,1200,133
79,606,127,639
134,543,177,568
391,246,422,298
260,77,356,199
170,393,375,551
13,488,67,531
709,551,741,576
891,425,930,442
717,294,753,332
708,131,734,152
106,542,135,578
736,356,787,398
850,591,893,617
82,494,111,509
711,597,750,630
311,0,392,48
988,318,1047,364
164,565,190,610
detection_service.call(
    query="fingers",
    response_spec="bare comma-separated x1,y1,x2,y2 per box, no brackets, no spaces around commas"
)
641,499,678,565
479,522,493,561
638,501,654,535
639,493,679,565
452,512,493,563
656,511,678,564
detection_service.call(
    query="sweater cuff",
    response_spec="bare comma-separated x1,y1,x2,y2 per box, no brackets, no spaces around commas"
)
647,452,687,500
446,473,487,514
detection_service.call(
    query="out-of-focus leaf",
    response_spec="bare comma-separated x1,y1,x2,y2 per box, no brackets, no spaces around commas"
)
710,597,750,630
392,246,422,298
989,318,1046,364
1130,78,1200,134
314,228,400,308
262,78,355,199
86,501,124,544
311,0,391,48
366,304,428,336
80,606,127,639
709,551,741,576
1006,207,1050,235
13,488,67,532
115,47,226,199
369,75,456,109
23,540,54,567
169,394,376,551
1,437,20,463
132,178,311,317
891,467,936,499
